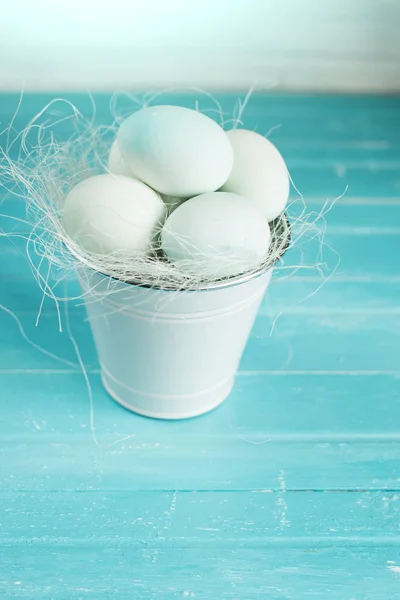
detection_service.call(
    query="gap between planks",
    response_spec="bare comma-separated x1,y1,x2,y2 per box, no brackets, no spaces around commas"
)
0,369,398,375
2,488,400,493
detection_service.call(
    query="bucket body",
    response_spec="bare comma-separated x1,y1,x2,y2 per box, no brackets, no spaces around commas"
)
79,269,272,419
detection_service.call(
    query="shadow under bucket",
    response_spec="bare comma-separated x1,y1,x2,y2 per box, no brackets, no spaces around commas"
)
78,215,290,419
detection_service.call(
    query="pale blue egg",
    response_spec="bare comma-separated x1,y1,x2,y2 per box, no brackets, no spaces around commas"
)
117,105,233,198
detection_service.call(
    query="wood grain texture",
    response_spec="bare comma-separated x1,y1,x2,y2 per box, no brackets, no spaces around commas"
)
1,493,400,599
0,92,400,597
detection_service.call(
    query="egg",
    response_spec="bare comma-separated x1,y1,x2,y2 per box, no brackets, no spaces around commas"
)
220,129,290,222
62,174,166,255
107,139,132,177
117,105,234,198
161,191,271,279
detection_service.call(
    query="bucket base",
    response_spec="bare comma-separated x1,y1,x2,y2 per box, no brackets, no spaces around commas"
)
101,370,234,420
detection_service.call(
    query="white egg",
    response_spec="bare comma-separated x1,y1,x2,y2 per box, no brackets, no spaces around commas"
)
117,105,234,197
107,139,131,177
161,191,270,279
220,129,290,222
62,174,166,255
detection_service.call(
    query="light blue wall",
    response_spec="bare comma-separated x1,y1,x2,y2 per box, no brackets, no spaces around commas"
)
1,0,400,91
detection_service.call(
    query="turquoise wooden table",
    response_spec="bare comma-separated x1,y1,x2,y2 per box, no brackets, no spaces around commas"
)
1,93,400,598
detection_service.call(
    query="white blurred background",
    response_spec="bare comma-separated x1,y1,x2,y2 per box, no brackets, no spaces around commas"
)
1,0,399,92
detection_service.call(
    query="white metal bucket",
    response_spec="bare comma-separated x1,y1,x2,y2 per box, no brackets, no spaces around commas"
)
79,267,272,419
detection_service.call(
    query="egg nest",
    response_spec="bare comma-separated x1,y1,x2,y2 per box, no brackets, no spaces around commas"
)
0,92,336,301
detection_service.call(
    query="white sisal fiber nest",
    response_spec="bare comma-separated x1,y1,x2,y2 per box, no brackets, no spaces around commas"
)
0,90,341,304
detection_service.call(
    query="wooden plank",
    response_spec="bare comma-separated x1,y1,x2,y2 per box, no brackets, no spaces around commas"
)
1,545,400,599
1,372,399,490
1,93,400,145
0,304,400,373
2,490,400,542
1,490,400,598
1,227,400,283
3,193,400,234
264,279,400,314
3,273,400,316
2,273,400,316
